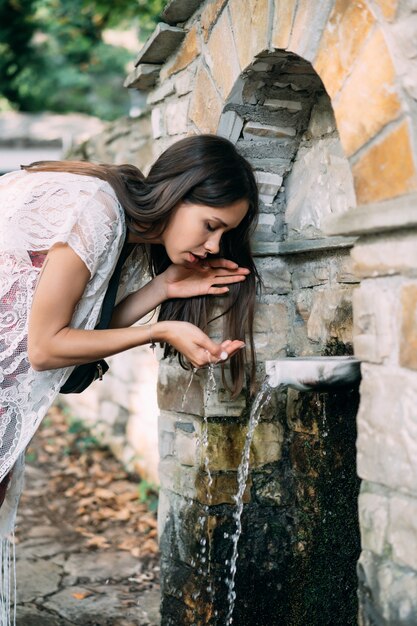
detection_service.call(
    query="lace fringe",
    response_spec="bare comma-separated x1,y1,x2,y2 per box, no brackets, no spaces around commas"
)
0,535,16,626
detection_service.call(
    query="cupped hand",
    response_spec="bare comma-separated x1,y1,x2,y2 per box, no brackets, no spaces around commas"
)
161,258,250,300
157,321,245,369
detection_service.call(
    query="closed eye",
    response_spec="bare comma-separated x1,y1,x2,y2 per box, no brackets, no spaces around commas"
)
206,222,216,232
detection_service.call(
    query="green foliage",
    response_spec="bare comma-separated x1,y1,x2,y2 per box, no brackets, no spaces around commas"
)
138,479,159,512
0,0,164,119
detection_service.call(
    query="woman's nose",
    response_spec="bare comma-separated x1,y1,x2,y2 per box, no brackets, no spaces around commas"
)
204,234,221,254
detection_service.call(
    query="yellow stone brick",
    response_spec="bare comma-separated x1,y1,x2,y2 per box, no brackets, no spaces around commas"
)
189,64,223,134
161,24,200,81
352,120,417,204
373,0,399,21
271,0,297,50
207,8,241,99
400,284,417,371
334,28,402,156
228,0,270,71
201,0,228,42
314,0,375,98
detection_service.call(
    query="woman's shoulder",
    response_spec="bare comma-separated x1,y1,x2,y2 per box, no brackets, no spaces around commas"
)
0,168,119,207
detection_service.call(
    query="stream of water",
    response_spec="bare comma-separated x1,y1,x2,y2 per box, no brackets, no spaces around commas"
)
180,363,275,624
224,380,273,625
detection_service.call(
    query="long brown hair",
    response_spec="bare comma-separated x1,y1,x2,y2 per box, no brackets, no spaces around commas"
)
23,135,260,396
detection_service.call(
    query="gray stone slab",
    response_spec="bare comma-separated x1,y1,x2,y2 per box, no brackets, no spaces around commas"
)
124,64,161,91
63,550,141,585
44,584,160,625
134,23,185,66
323,192,417,236
217,110,244,145
16,604,75,626
15,559,62,603
162,0,203,25
252,236,357,257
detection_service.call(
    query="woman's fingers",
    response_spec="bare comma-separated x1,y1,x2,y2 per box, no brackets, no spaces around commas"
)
205,259,250,273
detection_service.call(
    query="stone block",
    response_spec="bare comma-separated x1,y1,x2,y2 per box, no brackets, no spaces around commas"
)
189,64,223,134
162,0,202,25
159,459,250,504
334,29,402,157
195,470,251,505
134,23,185,66
243,121,296,140
264,98,303,112
352,120,417,204
165,97,190,135
358,550,417,624
356,364,417,496
228,0,269,71
333,254,360,284
351,233,417,279
287,0,336,63
251,421,284,467
175,424,198,466
307,287,354,344
201,0,228,42
205,421,246,470
254,302,289,335
201,366,247,418
285,137,356,239
314,0,375,98
271,0,297,50
217,110,244,144
203,420,283,471
206,8,241,99
255,171,283,205
353,282,396,363
147,79,175,104
389,494,417,570
400,284,417,371
254,301,289,360
307,95,337,138
151,106,165,139
373,0,399,21
124,64,160,90
254,213,276,241
158,361,204,416
254,331,287,362
292,261,330,289
174,67,196,95
254,257,291,295
161,24,200,80
294,290,313,324
358,487,389,556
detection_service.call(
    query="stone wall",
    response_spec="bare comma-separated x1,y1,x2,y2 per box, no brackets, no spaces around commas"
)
74,0,417,623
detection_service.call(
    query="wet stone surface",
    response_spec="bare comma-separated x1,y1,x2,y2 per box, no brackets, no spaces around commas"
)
14,406,161,625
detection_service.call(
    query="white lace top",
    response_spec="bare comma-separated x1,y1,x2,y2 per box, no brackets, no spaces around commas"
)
0,169,146,484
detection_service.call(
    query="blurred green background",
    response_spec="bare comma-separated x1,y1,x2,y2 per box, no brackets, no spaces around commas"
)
0,0,164,120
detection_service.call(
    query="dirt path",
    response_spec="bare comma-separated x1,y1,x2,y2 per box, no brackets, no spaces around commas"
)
14,404,160,625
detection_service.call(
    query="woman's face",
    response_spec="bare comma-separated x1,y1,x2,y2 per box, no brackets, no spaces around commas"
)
160,199,249,266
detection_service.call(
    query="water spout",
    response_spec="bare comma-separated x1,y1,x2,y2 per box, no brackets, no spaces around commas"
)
265,356,361,391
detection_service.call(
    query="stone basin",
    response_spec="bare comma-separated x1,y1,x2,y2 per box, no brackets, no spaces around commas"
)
265,356,361,391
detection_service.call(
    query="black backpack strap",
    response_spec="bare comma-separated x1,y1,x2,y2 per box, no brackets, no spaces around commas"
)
95,232,134,330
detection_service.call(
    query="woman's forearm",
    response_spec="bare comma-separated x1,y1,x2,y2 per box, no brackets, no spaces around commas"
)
110,274,168,328
29,321,171,371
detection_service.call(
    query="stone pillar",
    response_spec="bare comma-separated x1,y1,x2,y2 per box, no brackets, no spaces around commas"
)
350,232,417,624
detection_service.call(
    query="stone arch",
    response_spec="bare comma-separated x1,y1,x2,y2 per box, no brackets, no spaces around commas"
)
192,0,417,206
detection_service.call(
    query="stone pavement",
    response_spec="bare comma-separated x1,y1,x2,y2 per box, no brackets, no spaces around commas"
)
13,407,161,626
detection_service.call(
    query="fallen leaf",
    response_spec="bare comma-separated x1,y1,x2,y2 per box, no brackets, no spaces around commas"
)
71,591,93,600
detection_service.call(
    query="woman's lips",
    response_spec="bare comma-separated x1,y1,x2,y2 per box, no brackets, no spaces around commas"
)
187,252,204,263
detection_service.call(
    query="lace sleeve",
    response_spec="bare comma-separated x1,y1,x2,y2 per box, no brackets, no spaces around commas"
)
0,172,125,278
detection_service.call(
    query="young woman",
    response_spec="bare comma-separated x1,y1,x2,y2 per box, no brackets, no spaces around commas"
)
0,135,259,545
